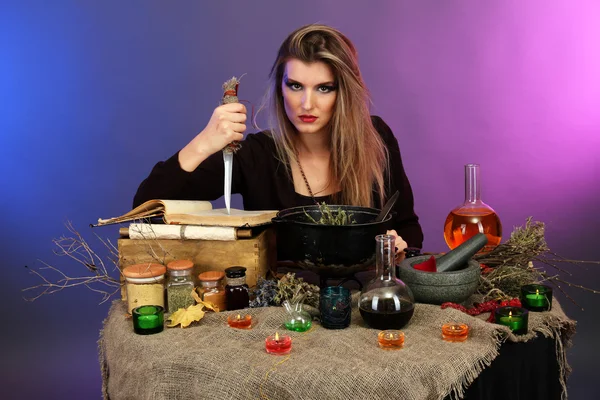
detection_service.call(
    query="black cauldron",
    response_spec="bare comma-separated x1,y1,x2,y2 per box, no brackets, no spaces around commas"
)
272,205,394,278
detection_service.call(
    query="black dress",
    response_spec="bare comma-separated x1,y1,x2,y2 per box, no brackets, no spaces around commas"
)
133,116,424,248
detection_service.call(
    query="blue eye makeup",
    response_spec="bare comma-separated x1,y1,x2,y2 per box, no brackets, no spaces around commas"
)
284,79,303,91
284,78,337,93
318,85,337,93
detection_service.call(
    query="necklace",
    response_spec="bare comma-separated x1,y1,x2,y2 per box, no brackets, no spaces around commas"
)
295,157,319,205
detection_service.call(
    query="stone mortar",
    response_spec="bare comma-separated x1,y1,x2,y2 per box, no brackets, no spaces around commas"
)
397,255,481,305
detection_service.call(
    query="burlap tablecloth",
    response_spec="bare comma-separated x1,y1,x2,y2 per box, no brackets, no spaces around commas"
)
99,295,575,400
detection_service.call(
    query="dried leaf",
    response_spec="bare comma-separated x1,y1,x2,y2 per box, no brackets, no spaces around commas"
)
166,304,205,328
199,300,220,312
192,288,221,312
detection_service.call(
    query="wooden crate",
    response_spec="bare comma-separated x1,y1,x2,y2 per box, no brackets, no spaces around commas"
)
118,227,276,300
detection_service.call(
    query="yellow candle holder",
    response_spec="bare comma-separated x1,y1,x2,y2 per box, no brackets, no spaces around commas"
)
378,330,405,350
441,323,469,342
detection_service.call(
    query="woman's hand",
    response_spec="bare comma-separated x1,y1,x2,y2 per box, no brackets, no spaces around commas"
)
386,229,408,264
178,103,247,172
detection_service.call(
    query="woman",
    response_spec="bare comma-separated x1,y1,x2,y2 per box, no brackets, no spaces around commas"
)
133,24,424,249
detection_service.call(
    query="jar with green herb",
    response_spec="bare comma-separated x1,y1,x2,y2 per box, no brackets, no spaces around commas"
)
166,259,195,313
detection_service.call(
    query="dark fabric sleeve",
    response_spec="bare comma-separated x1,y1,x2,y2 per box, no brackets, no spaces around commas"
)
372,116,424,249
132,133,271,209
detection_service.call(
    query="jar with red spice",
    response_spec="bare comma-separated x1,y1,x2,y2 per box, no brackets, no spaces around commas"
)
197,271,227,312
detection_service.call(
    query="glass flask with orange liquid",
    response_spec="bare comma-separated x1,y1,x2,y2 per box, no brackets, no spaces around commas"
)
444,163,502,253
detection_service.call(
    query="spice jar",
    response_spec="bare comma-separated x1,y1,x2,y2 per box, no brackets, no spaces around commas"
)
198,271,227,311
225,266,249,310
166,260,196,314
123,263,167,314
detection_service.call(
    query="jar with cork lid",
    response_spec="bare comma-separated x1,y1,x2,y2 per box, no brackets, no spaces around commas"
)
166,259,196,313
123,263,167,314
197,271,227,312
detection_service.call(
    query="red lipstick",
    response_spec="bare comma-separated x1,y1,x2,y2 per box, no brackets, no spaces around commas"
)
299,115,317,123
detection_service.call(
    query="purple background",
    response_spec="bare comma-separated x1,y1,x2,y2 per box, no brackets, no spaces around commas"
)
2,1,599,398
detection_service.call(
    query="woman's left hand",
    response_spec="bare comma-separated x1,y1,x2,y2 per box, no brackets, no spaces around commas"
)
386,230,407,264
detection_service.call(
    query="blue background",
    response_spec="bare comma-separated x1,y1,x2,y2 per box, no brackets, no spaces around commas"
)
2,1,599,398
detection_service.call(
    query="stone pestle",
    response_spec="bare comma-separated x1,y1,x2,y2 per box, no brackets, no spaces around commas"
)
436,233,488,272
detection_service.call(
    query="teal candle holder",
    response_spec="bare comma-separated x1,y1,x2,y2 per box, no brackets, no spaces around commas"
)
520,284,552,312
132,305,164,335
494,306,528,335
321,286,351,329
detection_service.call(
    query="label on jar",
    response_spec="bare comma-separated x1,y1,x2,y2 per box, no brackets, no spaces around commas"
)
226,276,246,287
126,282,165,314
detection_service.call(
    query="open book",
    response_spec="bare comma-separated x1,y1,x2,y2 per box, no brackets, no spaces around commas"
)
95,199,278,228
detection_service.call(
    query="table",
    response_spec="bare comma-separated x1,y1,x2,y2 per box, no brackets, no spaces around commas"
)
99,296,574,400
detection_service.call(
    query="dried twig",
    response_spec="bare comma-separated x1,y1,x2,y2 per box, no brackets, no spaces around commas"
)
23,221,122,303
475,217,599,309
23,220,178,303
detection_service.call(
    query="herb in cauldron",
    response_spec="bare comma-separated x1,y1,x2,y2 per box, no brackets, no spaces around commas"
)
303,202,356,225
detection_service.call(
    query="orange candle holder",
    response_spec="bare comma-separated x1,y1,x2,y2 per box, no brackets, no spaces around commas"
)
377,330,405,350
227,314,253,329
265,332,292,355
441,323,469,342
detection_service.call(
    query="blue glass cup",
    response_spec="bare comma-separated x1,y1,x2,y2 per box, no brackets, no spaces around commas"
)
320,286,351,329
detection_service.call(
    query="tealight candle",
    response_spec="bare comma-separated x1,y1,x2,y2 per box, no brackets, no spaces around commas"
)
265,332,292,355
494,306,528,335
520,284,553,312
132,305,164,335
227,313,253,329
441,323,469,342
377,330,404,350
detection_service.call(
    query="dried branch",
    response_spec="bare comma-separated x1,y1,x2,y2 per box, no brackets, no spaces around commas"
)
475,217,599,309
23,221,122,304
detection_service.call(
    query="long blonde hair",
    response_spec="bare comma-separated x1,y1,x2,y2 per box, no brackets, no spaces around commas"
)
259,24,389,208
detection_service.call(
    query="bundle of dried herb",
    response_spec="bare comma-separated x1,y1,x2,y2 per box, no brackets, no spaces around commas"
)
249,277,278,308
249,273,320,309
274,273,320,309
304,202,356,225
473,217,600,307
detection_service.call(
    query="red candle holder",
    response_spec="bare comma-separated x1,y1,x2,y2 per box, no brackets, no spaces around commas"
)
378,330,405,350
265,332,292,355
227,314,252,329
441,323,469,342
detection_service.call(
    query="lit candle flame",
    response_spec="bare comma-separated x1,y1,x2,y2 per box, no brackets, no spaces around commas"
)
508,311,513,318
275,332,280,341
536,289,540,295
236,314,241,320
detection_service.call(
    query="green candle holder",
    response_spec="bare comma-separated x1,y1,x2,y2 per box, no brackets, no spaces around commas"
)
282,296,312,332
520,284,552,312
494,306,528,335
132,305,164,335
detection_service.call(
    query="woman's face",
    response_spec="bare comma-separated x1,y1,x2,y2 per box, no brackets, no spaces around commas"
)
281,59,337,137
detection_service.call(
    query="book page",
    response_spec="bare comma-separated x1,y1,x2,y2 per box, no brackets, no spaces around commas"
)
160,200,213,214
96,199,212,226
166,208,278,227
